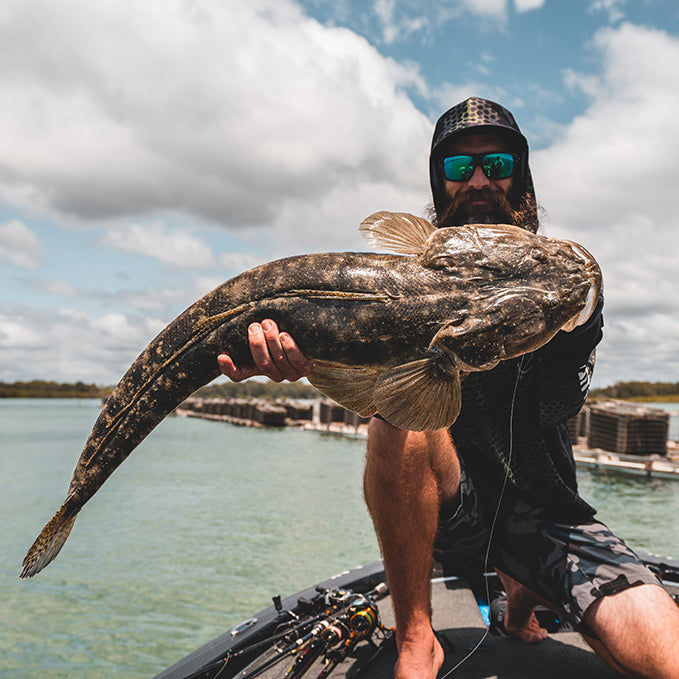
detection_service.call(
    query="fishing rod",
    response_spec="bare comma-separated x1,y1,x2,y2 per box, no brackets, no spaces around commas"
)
197,582,390,679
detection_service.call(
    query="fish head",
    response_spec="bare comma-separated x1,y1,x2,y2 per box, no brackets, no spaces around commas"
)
423,224,602,369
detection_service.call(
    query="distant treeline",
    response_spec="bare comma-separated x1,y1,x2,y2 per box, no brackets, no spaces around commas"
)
590,381,679,402
0,380,109,398
194,379,320,399
5,378,677,402
0,378,319,400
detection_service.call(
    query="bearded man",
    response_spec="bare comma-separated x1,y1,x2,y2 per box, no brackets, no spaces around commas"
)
218,97,679,679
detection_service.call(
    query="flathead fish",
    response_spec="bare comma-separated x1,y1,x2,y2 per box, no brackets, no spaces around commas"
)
20,211,601,578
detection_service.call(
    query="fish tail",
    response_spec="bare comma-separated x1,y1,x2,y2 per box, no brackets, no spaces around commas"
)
20,505,77,579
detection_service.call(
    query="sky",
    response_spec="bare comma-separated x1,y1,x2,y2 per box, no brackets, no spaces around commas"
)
1,0,678,389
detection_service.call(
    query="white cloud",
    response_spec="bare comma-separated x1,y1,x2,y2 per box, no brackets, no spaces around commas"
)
0,306,165,383
218,251,269,276
588,0,625,24
98,223,217,269
459,0,507,16
533,23,679,384
514,0,545,11
0,220,42,269
373,0,431,44
364,0,516,45
536,23,679,233
0,0,431,248
562,69,600,99
30,279,79,297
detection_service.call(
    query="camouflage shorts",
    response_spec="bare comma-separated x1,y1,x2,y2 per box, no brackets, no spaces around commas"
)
434,463,659,632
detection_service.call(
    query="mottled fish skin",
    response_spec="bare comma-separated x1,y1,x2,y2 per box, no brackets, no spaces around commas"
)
20,212,601,578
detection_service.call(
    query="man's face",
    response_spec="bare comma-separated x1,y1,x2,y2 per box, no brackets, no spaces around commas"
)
437,132,516,227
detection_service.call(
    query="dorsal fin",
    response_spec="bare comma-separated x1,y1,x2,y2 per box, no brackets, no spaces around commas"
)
359,211,437,255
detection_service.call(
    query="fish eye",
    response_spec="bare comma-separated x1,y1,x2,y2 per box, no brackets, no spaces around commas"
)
529,247,547,263
420,253,456,270
545,292,559,308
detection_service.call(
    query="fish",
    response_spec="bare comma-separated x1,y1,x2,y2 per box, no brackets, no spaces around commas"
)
20,211,601,578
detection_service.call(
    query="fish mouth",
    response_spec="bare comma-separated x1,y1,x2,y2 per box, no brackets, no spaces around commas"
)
561,240,602,331
563,284,598,330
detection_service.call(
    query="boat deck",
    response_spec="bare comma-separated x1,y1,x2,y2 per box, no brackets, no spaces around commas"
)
156,557,679,679
247,579,628,679
355,577,625,679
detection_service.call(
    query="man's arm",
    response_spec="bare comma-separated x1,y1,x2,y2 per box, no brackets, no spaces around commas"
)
536,296,604,425
217,319,314,383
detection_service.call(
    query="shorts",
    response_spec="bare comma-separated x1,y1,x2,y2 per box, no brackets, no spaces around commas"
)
433,462,660,633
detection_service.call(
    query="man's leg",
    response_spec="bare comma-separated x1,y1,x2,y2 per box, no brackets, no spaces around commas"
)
363,418,460,679
494,569,549,644
583,583,679,679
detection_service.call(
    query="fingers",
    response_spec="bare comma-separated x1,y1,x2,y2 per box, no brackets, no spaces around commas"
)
249,320,313,382
217,353,259,383
217,320,313,384
280,330,314,376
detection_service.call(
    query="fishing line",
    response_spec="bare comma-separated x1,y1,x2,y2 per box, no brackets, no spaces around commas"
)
439,355,525,679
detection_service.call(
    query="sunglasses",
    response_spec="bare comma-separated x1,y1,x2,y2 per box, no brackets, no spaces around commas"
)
441,153,516,182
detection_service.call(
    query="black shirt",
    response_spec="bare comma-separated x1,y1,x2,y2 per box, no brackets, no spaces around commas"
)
450,298,604,523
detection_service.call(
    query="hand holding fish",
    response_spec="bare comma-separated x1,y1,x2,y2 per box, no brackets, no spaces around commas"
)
217,319,313,383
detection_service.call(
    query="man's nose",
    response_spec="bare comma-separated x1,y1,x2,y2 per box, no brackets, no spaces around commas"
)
466,166,490,189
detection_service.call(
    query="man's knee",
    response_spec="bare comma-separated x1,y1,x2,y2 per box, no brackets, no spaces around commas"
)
582,583,679,678
364,418,461,502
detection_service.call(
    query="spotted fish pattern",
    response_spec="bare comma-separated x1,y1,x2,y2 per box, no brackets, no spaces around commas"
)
20,211,601,578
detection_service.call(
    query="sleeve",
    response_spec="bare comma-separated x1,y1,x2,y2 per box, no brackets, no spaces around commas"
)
536,295,604,427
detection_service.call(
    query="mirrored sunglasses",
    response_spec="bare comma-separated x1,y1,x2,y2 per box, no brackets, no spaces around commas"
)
442,153,515,182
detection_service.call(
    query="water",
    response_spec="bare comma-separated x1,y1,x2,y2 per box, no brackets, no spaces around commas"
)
640,401,679,441
1,400,678,678
0,400,378,678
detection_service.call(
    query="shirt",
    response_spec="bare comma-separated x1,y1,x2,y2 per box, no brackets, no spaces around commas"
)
450,298,604,522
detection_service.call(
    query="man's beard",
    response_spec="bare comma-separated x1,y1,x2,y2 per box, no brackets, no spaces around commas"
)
431,188,539,233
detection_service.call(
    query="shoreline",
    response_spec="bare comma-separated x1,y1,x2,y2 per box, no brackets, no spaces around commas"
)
175,396,679,481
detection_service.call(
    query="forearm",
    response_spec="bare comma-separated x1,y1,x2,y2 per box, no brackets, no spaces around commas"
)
537,297,603,425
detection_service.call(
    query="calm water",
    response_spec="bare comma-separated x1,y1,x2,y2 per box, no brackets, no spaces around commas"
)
1,399,678,678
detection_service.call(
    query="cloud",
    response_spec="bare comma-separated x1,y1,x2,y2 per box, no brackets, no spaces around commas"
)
459,0,507,17
0,220,42,269
0,305,166,384
372,0,511,44
532,23,679,384
374,0,429,44
23,278,79,298
344,0,523,46
514,0,545,11
536,23,679,233
588,0,625,24
0,0,430,243
98,222,217,269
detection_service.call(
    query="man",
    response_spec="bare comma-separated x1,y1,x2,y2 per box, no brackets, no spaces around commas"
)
218,97,679,678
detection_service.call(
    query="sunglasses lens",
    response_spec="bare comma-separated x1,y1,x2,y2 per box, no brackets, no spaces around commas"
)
442,156,474,182
442,153,515,182
483,153,514,179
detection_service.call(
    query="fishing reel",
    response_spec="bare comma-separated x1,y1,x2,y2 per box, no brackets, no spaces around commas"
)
322,588,380,640
226,583,390,679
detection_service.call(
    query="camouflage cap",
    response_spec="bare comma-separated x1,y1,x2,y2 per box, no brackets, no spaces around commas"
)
431,97,527,156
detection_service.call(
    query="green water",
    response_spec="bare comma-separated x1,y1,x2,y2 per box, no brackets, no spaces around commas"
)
0,399,378,677
1,399,677,677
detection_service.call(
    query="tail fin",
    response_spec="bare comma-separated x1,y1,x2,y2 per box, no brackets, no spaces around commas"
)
20,506,77,578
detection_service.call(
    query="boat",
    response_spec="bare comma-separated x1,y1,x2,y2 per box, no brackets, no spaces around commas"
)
155,551,679,679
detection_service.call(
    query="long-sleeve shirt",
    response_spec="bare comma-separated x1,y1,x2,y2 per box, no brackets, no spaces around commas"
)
450,298,604,523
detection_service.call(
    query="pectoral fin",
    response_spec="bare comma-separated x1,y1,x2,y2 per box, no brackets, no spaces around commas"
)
359,211,437,255
308,361,379,417
430,321,502,372
373,359,462,431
